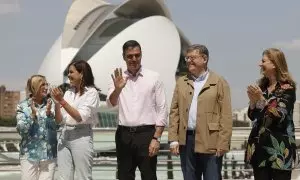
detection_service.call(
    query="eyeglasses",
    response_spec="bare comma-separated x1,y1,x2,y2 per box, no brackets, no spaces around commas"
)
126,53,141,59
41,82,49,87
184,55,202,62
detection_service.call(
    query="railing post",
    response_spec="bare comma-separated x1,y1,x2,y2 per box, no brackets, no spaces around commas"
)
116,167,118,180
223,154,228,179
167,153,174,179
231,155,237,179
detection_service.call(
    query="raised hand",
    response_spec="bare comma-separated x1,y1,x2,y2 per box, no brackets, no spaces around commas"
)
50,87,64,103
111,68,127,91
30,97,37,120
46,98,52,116
247,85,263,102
247,87,256,102
46,99,52,110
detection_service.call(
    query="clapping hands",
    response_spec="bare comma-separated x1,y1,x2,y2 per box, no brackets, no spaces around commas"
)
50,87,64,103
46,98,52,116
30,97,37,120
247,85,264,104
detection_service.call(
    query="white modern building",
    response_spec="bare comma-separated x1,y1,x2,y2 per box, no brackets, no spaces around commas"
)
232,107,252,127
294,100,300,127
38,0,190,109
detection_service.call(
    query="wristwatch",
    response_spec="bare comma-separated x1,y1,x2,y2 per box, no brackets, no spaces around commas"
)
152,136,161,143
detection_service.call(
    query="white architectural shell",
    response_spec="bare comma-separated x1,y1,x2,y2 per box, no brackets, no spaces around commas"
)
39,0,190,107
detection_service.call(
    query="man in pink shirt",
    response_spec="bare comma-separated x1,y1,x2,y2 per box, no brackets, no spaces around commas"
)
107,40,168,180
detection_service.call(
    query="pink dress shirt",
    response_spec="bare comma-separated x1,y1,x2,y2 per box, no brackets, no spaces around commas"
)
107,67,168,127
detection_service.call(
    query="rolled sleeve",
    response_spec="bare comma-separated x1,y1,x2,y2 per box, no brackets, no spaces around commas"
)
170,141,179,148
248,106,263,121
16,104,34,136
155,79,168,126
60,92,70,124
265,86,295,123
78,89,100,123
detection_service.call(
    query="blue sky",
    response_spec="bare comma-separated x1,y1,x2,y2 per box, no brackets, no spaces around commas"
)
0,0,299,108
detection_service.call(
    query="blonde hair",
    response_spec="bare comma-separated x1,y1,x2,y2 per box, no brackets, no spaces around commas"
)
258,48,296,89
26,75,46,97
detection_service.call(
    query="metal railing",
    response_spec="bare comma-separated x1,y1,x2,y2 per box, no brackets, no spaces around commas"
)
1,127,300,179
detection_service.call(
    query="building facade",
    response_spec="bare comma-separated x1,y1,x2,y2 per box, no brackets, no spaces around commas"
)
0,85,20,119
293,100,300,127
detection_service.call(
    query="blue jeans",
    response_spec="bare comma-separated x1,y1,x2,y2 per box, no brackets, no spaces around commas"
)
179,133,223,180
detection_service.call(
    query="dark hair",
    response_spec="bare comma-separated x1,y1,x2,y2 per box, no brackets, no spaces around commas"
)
186,44,209,61
68,60,95,95
122,40,141,55
58,83,71,95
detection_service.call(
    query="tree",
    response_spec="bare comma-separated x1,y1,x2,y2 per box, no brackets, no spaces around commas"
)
0,117,17,126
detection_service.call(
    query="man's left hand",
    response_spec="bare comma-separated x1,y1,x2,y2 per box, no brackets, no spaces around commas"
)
216,149,226,157
149,139,160,157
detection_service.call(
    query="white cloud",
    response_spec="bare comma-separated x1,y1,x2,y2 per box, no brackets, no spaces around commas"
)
0,0,20,14
273,39,300,51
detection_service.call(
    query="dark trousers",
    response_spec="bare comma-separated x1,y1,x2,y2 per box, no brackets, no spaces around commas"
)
253,167,291,180
115,125,157,180
179,132,223,180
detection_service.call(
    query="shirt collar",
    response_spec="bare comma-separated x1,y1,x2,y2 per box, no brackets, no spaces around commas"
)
70,86,89,93
193,70,209,82
27,97,47,108
124,66,143,77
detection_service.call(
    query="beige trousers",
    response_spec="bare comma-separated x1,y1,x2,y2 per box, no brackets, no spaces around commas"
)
20,159,56,180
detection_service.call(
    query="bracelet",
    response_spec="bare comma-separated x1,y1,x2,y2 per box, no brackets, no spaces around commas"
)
59,99,67,107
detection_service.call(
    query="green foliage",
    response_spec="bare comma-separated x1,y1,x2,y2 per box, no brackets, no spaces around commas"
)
233,120,250,127
0,117,17,126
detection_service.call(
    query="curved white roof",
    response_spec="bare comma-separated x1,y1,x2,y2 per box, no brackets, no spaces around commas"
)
88,15,181,106
39,0,190,108
38,35,63,85
63,0,112,48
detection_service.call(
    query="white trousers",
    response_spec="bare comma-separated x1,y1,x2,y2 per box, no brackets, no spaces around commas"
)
57,125,94,180
20,159,56,180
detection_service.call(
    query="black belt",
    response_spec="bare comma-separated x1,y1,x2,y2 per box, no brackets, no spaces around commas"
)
187,130,195,135
118,125,155,133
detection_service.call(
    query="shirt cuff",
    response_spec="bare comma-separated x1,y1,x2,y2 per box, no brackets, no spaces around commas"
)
170,141,179,148
106,98,116,108
256,99,267,109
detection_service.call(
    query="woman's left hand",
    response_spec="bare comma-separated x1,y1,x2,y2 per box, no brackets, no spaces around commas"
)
50,87,64,102
247,85,264,102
